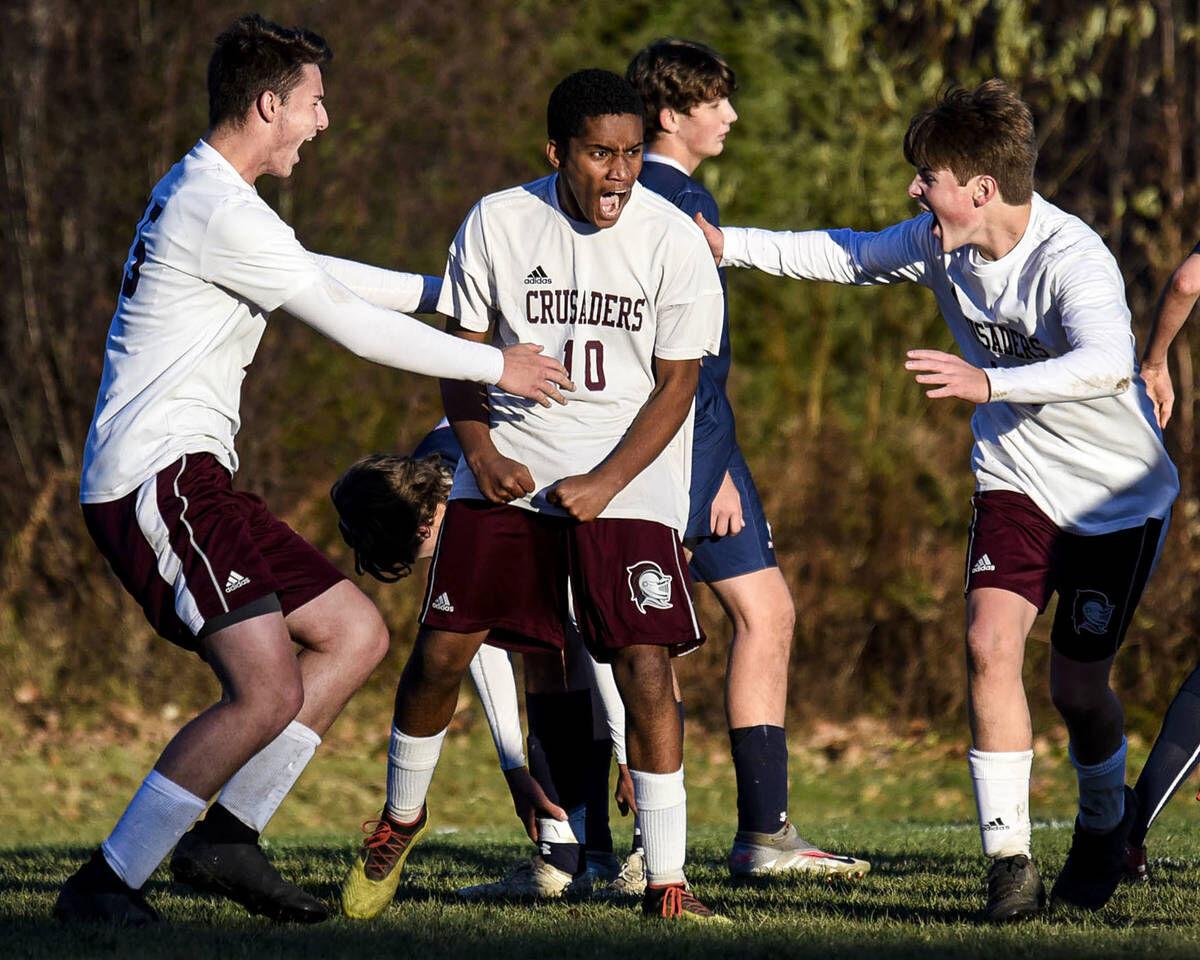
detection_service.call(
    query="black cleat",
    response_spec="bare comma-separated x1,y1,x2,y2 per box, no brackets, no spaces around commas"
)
171,827,328,923
53,850,160,926
1123,843,1149,883
983,854,1046,922
1051,786,1138,911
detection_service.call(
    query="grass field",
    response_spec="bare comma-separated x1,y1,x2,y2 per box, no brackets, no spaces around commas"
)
4,713,1200,958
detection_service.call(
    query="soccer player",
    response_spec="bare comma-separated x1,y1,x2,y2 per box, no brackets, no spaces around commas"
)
1122,245,1200,879
55,14,569,927
338,68,728,922
626,38,869,881
695,80,1178,919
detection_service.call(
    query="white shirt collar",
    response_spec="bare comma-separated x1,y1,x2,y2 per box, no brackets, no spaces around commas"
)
642,151,690,176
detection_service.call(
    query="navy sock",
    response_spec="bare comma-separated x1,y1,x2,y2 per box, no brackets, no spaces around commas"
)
1132,665,1200,847
526,690,593,874
584,738,614,856
730,724,789,835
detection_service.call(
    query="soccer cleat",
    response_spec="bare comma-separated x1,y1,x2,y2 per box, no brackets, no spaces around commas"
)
340,806,429,920
595,850,647,899
171,827,328,923
1124,843,1149,883
53,850,160,926
568,851,620,895
983,854,1046,922
728,821,870,879
1051,786,1138,911
642,882,730,923
456,855,575,900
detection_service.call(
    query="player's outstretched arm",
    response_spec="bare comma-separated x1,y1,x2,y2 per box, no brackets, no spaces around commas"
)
550,357,700,522
1142,250,1200,428
313,254,441,313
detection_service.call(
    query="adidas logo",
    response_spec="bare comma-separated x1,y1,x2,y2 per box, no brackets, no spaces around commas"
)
224,570,250,594
431,592,454,613
524,265,552,285
981,817,1007,831
971,553,996,574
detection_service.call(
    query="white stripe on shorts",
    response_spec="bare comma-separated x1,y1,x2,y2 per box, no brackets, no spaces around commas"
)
134,473,207,635
172,455,227,616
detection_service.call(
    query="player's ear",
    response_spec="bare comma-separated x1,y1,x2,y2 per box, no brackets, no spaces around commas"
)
658,107,678,135
974,174,999,207
256,89,279,124
546,139,563,170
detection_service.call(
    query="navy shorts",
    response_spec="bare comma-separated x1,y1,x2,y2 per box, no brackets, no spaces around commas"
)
686,446,778,583
964,490,1167,662
82,453,346,652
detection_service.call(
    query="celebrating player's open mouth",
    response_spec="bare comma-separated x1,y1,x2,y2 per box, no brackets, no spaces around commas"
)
547,111,644,229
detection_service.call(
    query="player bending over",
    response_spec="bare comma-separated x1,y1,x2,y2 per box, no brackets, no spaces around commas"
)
55,14,568,928
696,80,1178,920
338,69,728,923
626,37,868,880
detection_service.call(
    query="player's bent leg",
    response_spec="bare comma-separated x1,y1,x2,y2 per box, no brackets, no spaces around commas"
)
342,627,486,920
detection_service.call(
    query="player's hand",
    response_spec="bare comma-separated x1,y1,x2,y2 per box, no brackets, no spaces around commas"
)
468,449,536,504
503,766,568,842
548,473,621,522
694,212,724,264
905,349,991,403
709,470,744,537
497,343,574,408
614,763,637,816
1141,359,1175,428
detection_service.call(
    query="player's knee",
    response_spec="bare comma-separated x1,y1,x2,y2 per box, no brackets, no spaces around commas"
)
411,631,475,686
964,622,1021,678
611,646,672,699
345,607,390,671
1050,676,1110,722
240,673,305,739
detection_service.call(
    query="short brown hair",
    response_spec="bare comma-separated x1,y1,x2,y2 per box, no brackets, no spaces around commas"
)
330,454,452,582
903,79,1036,204
207,14,332,129
626,38,736,140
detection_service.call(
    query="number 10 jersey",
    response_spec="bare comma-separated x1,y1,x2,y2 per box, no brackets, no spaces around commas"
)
437,175,723,534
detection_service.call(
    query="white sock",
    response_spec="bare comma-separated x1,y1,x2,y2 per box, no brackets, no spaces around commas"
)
968,748,1033,859
386,725,446,822
216,720,321,832
630,767,686,886
1071,737,1127,833
101,770,207,889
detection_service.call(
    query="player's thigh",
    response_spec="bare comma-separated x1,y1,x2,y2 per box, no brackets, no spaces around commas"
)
706,565,795,641
1049,515,1168,664
421,499,569,655
285,578,386,661
201,611,303,713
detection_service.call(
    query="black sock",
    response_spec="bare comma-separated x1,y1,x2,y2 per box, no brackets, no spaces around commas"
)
730,724,789,835
630,822,644,857
584,738,614,856
526,690,593,874
81,848,135,892
1132,665,1200,847
198,803,260,845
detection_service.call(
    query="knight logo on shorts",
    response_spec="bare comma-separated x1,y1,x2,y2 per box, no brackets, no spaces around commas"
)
626,560,673,614
1072,589,1115,636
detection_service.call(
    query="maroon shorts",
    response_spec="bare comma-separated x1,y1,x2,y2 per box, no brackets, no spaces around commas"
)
82,452,345,652
964,490,1166,662
420,499,704,661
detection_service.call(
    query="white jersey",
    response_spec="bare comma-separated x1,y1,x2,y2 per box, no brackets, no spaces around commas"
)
81,140,500,503
439,175,723,533
722,194,1178,534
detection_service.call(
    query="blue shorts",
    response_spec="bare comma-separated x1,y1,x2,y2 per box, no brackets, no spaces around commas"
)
685,446,778,583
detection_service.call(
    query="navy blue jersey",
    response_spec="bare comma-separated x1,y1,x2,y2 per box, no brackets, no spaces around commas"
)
411,422,462,470
639,159,736,531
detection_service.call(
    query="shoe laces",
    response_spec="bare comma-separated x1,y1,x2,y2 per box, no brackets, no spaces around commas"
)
617,852,644,883
359,815,417,871
987,855,1030,898
655,883,710,918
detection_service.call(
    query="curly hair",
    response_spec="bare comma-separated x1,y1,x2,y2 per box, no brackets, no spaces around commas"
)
903,79,1036,204
207,13,332,129
330,454,452,582
546,69,644,148
626,38,736,140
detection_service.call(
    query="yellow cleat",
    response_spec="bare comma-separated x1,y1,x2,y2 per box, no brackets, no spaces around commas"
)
340,805,428,920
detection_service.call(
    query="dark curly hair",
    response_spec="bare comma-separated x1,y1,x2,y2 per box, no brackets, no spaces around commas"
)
626,38,736,140
207,13,332,129
546,69,644,148
330,454,452,582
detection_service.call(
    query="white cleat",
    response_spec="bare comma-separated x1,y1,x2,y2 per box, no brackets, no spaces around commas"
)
456,856,574,901
728,822,870,879
594,849,647,899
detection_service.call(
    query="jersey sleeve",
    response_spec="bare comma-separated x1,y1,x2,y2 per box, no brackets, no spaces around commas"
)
653,227,725,361
985,246,1135,404
312,255,441,313
673,189,720,228
721,215,933,287
437,202,496,333
200,199,324,312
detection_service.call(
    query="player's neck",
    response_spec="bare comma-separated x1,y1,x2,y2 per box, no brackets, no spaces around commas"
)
205,127,270,185
973,201,1033,261
646,137,701,176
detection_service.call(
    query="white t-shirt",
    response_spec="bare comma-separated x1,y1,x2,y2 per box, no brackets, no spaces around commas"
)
81,140,500,503
439,175,724,533
722,194,1179,534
